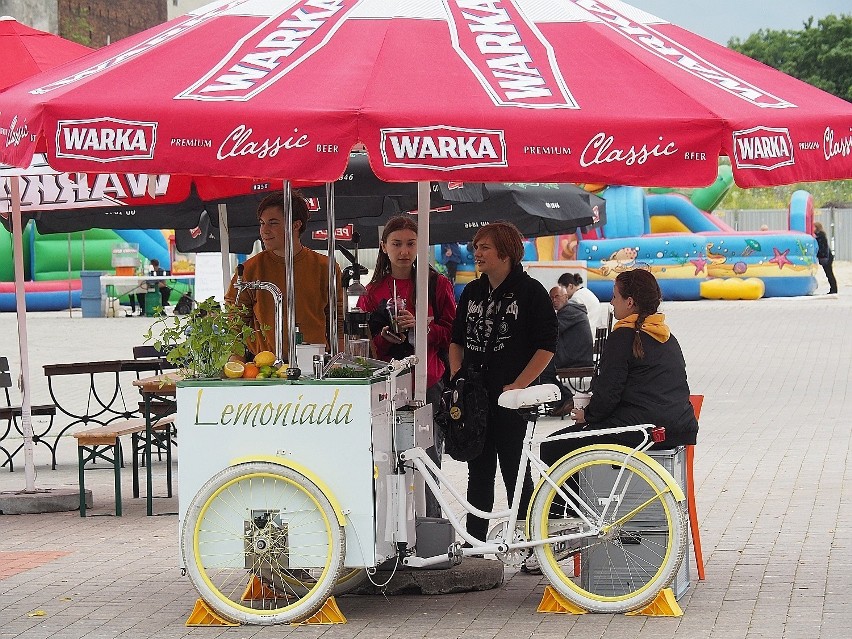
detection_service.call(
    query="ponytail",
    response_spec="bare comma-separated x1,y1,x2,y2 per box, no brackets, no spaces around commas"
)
615,269,662,360
632,313,648,358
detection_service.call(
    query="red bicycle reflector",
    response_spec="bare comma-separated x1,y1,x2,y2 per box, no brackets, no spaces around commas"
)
651,426,666,443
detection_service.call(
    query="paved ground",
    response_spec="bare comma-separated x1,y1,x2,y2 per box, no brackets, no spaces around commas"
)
0,264,849,638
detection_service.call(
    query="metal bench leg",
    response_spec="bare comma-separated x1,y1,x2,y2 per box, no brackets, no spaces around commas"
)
78,445,87,517
132,432,140,499
114,440,122,517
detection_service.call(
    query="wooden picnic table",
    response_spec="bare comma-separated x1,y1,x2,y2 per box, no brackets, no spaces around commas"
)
39,358,169,469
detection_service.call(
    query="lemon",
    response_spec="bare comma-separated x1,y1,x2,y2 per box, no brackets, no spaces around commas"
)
254,351,276,367
223,361,245,379
277,364,288,378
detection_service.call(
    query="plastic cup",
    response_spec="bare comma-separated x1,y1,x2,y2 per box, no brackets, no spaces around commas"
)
573,392,592,410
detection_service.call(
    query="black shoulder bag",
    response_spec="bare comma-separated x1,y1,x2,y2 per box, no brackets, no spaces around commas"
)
441,289,513,462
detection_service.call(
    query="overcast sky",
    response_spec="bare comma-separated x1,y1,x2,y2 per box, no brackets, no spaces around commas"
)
627,1,850,45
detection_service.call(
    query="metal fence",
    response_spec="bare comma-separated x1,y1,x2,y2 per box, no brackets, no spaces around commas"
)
719,208,852,260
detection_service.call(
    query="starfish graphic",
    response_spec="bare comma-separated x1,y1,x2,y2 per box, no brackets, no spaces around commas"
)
689,257,707,275
769,247,792,269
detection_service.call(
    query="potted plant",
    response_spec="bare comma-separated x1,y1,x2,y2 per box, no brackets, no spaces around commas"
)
143,297,263,380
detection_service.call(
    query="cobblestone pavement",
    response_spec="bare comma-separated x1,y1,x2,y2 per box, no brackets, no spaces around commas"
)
0,273,850,638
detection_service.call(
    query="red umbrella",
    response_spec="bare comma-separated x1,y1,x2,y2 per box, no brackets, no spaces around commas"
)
0,16,92,90
0,18,272,493
0,1,849,187
0,18,93,494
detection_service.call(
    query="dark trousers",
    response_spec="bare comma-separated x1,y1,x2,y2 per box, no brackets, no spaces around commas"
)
128,293,145,314
445,261,458,283
466,401,533,541
159,285,170,306
539,424,647,519
540,424,646,468
821,257,838,294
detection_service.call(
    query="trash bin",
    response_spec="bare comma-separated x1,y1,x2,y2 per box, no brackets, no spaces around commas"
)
145,290,161,317
80,271,104,318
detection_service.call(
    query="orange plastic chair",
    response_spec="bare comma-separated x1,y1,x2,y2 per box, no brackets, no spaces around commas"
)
687,395,705,580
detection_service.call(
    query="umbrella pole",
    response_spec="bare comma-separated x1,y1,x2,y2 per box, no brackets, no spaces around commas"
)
283,182,297,364
218,204,232,293
414,182,430,403
326,183,338,356
67,233,73,317
11,176,36,492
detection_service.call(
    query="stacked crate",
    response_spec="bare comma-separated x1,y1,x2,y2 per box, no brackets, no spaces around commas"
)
579,447,690,599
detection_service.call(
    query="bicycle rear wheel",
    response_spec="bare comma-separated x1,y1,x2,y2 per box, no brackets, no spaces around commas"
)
182,461,345,625
529,449,687,613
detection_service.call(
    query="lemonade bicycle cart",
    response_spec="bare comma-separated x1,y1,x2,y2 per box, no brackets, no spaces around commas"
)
177,356,688,625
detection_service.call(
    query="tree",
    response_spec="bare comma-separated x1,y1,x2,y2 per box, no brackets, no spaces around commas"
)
728,14,852,102
59,6,92,48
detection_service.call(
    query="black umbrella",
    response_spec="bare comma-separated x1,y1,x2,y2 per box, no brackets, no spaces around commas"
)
302,181,605,249
173,208,260,255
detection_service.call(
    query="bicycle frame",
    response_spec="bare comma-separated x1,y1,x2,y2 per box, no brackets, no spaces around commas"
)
398,419,657,568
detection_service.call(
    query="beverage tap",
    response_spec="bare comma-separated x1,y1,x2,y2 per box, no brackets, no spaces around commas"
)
233,263,284,363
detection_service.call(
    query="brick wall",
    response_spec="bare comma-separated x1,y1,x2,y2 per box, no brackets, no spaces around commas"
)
58,0,167,48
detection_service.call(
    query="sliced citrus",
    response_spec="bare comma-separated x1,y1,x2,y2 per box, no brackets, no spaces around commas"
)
242,363,260,379
223,361,245,379
254,350,276,367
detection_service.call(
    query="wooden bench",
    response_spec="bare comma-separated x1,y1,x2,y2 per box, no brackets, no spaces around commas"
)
73,415,174,517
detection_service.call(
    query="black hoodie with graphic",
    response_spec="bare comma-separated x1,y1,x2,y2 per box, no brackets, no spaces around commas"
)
452,264,556,396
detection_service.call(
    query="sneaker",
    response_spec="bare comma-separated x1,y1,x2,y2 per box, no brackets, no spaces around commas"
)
521,550,541,574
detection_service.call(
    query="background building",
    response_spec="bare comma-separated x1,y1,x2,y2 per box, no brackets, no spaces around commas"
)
0,0,205,46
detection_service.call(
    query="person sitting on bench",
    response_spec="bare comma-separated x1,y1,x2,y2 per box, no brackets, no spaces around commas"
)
541,269,698,463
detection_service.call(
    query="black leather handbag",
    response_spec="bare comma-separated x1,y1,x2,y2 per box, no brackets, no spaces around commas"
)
441,367,489,462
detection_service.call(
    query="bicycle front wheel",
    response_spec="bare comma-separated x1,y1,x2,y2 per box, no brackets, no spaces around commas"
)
529,449,687,613
182,461,345,625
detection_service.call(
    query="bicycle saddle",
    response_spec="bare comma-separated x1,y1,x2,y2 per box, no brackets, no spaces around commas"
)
498,384,561,410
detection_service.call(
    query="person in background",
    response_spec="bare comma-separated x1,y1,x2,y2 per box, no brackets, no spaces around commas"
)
148,259,170,308
440,243,463,283
357,216,456,518
224,190,344,363
449,222,556,543
550,285,593,369
539,284,593,417
814,222,838,295
559,272,603,335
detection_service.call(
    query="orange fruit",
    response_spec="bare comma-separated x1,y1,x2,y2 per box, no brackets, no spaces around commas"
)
242,363,260,379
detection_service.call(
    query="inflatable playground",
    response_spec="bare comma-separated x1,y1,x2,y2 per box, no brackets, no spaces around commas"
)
439,166,818,301
0,226,172,312
6,165,819,311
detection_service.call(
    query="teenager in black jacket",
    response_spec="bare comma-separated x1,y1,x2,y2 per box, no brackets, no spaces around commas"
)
449,222,556,542
540,268,698,468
